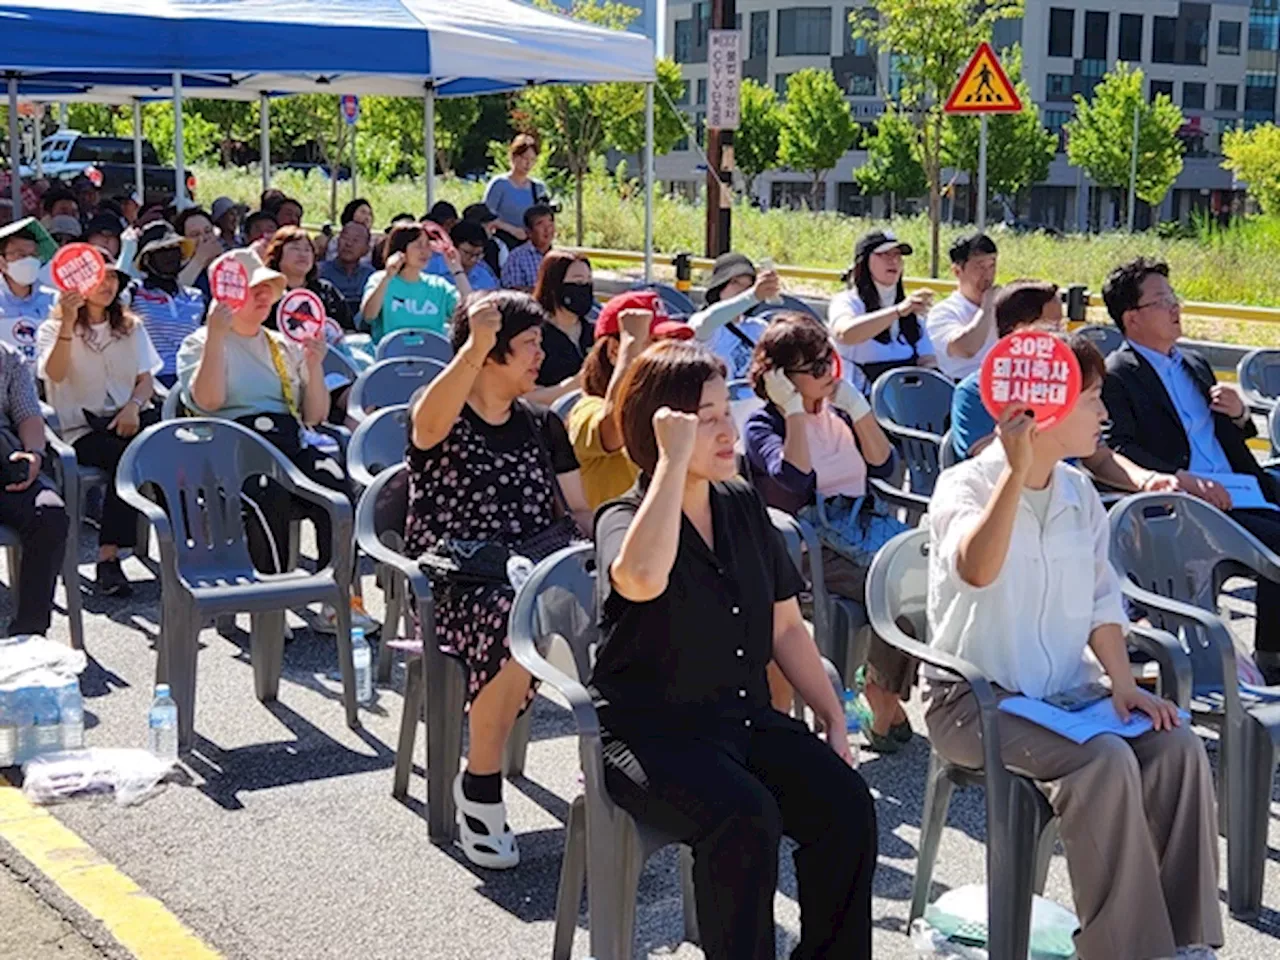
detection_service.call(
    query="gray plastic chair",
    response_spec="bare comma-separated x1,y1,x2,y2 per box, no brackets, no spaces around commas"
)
347,404,409,490
116,419,359,750
1074,323,1125,358
939,428,961,470
1237,348,1280,416
347,358,446,423
322,345,360,388
353,463,530,841
871,367,953,501
550,389,582,423
866,528,1190,956
744,293,821,322
1109,491,1279,919
374,329,454,364
508,543,699,960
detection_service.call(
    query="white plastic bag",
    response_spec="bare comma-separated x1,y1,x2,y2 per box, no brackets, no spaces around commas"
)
22,748,175,806
0,635,87,685
914,884,1079,960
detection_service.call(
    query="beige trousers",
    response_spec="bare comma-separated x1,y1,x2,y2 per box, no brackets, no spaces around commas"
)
925,682,1223,960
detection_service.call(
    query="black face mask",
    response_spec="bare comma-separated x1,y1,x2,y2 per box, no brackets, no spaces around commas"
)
560,282,594,319
146,247,183,278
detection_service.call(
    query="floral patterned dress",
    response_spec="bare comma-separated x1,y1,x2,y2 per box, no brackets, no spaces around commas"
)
404,401,577,709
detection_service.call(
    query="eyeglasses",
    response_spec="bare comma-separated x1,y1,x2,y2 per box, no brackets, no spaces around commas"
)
788,352,835,378
1136,294,1182,311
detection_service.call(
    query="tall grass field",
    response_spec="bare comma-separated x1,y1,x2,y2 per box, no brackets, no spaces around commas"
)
196,165,1280,346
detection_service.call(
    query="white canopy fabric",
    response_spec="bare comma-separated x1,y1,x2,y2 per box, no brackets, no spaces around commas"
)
0,0,656,97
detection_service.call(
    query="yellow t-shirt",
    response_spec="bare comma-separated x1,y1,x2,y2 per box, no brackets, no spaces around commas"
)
568,394,640,510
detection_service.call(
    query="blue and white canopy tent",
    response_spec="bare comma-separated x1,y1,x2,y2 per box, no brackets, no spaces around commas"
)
1,0,660,275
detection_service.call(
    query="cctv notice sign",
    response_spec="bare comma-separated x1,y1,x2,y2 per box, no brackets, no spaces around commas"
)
706,30,741,131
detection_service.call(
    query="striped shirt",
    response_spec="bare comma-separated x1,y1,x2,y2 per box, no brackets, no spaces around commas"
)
0,339,44,428
500,242,546,290
123,281,206,380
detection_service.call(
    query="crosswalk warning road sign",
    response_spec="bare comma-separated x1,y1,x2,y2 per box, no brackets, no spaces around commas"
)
944,42,1022,114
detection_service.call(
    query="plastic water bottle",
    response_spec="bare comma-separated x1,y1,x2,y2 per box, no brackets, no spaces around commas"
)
57,681,84,750
0,687,16,767
352,627,373,705
31,687,61,757
148,684,179,762
843,688,862,767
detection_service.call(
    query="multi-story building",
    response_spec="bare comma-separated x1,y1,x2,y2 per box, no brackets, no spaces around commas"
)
658,1,1277,229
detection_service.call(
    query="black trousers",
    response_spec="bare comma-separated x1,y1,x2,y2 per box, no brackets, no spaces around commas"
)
0,479,69,636
602,717,877,960
73,429,141,550
1231,508,1280,654
241,444,353,574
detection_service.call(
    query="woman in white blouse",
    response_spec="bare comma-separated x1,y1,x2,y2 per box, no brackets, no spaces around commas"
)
39,251,161,597
829,230,937,390
926,333,1221,960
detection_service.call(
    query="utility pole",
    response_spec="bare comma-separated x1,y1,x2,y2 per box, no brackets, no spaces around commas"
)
704,0,735,257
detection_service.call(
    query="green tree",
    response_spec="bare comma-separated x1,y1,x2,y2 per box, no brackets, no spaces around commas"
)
734,78,782,196
943,45,1055,218
1065,62,1184,228
516,0,685,243
1222,122,1280,216
355,95,481,180
113,103,221,166
777,69,860,208
65,104,120,136
270,95,353,220
188,101,259,165
855,106,926,215
607,57,688,159
851,0,1023,276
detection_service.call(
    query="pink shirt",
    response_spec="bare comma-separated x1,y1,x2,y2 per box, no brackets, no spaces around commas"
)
804,407,867,499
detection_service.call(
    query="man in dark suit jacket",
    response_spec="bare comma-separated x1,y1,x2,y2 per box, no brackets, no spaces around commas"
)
1101,256,1280,680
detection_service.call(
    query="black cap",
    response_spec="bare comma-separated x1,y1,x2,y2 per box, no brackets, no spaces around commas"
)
704,252,756,304
854,230,913,263
462,202,497,224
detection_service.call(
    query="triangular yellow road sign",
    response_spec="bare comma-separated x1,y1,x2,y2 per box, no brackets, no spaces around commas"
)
945,42,1022,114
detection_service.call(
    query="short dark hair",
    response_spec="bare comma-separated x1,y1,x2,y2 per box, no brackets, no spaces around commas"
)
263,224,316,282
41,187,77,215
275,197,303,218
1101,256,1170,332
173,206,211,237
532,249,591,318
619,341,726,475
948,232,998,266
994,280,1060,338
426,201,458,225
0,227,37,257
449,220,487,250
385,222,425,260
448,291,548,363
340,198,371,225
1068,333,1106,391
260,188,287,210
747,313,833,401
523,203,555,231
243,210,278,237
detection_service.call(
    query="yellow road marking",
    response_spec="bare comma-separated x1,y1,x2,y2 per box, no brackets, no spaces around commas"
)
0,779,223,960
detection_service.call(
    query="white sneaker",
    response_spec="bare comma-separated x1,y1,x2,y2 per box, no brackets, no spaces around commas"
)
453,773,519,870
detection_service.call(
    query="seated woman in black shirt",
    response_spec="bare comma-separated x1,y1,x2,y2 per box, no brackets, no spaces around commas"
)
527,250,593,405
406,291,592,870
593,340,877,960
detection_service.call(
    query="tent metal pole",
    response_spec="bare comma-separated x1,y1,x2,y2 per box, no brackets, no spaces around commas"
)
132,99,144,202
260,92,271,193
33,114,43,179
7,76,20,219
424,86,435,212
171,72,185,206
644,83,655,282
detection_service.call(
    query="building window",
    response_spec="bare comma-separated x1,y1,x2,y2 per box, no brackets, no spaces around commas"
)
695,112,706,147
775,73,792,99
837,182,870,216
674,20,693,63
771,181,825,211
750,11,770,58
693,1,710,48
1183,10,1210,65
673,79,689,106
1150,79,1174,103
992,18,1023,52
1246,73,1278,115
1048,8,1074,57
844,7,874,56
1083,11,1108,60
696,79,707,105
888,55,907,98
1219,20,1242,55
1118,14,1143,61
1044,109,1071,152
1250,9,1279,51
1217,83,1238,111
1078,58,1106,98
1152,17,1177,62
847,74,877,96
1046,73,1073,102
777,7,832,56
1183,82,1205,110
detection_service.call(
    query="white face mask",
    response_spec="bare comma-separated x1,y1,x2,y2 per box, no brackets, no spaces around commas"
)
3,257,41,287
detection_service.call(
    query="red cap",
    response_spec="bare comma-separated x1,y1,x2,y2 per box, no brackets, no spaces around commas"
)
594,290,694,341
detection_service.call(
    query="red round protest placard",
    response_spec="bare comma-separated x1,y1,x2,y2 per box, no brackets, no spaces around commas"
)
49,243,106,294
208,253,250,311
278,288,327,343
979,330,1082,429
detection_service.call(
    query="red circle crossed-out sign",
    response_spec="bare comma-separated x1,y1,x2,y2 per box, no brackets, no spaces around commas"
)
979,330,1082,429
278,288,327,343
50,243,106,295
209,253,250,311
